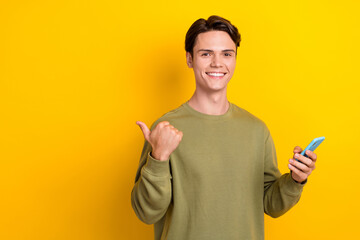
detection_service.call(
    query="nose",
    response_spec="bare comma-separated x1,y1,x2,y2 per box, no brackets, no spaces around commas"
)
210,54,222,67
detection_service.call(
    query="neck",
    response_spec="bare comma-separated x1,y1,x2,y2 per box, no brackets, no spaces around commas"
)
187,88,229,115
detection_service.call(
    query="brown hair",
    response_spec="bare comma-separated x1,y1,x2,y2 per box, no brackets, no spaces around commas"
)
185,15,241,57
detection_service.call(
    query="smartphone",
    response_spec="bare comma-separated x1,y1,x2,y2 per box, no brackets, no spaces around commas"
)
296,136,325,161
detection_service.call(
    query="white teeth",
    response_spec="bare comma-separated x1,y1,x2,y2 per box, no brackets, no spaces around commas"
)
207,72,225,77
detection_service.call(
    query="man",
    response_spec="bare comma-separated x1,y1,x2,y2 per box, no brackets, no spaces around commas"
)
131,15,317,240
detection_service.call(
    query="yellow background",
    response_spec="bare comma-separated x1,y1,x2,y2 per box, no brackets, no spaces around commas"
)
1,0,359,239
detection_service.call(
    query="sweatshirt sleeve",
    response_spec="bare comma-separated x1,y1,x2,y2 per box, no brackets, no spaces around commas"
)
263,126,306,218
131,136,172,224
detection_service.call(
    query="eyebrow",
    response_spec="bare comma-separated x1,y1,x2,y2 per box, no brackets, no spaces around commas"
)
197,49,236,53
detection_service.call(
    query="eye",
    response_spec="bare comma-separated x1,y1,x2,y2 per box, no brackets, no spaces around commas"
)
224,53,232,57
201,52,210,57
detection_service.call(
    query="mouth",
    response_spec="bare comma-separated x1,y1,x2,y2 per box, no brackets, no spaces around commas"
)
206,72,227,79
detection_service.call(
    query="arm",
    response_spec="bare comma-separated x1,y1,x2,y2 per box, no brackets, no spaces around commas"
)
263,129,305,218
131,139,172,224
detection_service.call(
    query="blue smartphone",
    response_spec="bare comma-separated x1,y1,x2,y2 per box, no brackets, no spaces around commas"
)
296,136,325,161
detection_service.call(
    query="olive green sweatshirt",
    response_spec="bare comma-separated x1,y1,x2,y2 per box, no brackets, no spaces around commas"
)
131,101,305,240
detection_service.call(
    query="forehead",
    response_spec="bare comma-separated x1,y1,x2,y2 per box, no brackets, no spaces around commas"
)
193,30,236,51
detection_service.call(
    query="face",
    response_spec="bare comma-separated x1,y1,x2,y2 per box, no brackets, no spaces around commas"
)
186,30,237,93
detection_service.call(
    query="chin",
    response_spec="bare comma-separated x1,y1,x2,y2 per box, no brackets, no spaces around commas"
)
206,84,228,92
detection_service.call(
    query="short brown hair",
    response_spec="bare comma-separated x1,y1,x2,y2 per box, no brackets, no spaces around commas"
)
185,15,241,57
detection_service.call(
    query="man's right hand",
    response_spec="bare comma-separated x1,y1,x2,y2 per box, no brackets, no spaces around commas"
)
136,121,183,161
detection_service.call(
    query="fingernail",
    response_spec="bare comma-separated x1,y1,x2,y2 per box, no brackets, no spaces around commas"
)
295,153,299,157
289,159,293,163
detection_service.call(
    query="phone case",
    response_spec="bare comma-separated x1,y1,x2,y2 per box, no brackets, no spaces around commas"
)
297,136,325,160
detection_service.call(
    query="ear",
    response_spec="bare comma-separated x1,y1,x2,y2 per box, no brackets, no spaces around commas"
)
186,52,193,68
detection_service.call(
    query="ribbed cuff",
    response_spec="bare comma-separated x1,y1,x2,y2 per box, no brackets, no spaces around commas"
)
142,151,171,177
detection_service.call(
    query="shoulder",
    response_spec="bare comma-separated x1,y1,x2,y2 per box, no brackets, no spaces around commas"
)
149,103,186,130
231,103,271,135
231,103,267,126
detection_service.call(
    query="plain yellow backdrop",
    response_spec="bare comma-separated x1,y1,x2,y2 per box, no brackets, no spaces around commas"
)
1,0,359,239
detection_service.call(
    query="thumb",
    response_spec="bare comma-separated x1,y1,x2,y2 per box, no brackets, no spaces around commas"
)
136,121,151,142
293,146,303,154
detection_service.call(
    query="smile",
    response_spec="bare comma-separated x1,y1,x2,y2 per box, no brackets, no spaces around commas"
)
206,72,226,77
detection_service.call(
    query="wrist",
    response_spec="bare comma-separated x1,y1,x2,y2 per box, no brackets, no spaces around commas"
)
294,178,307,184
290,170,307,184
151,150,169,161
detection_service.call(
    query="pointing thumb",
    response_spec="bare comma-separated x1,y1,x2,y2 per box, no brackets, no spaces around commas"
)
136,121,151,142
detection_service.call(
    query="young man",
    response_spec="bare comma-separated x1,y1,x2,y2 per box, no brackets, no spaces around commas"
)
131,15,317,240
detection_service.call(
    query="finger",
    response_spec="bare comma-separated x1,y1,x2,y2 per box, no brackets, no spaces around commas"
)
289,158,311,173
177,131,183,140
159,121,170,126
293,146,303,154
304,150,317,162
136,121,151,142
288,163,308,180
296,155,316,171
294,153,313,167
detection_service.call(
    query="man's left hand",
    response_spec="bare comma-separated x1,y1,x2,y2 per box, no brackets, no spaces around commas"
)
288,146,317,183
